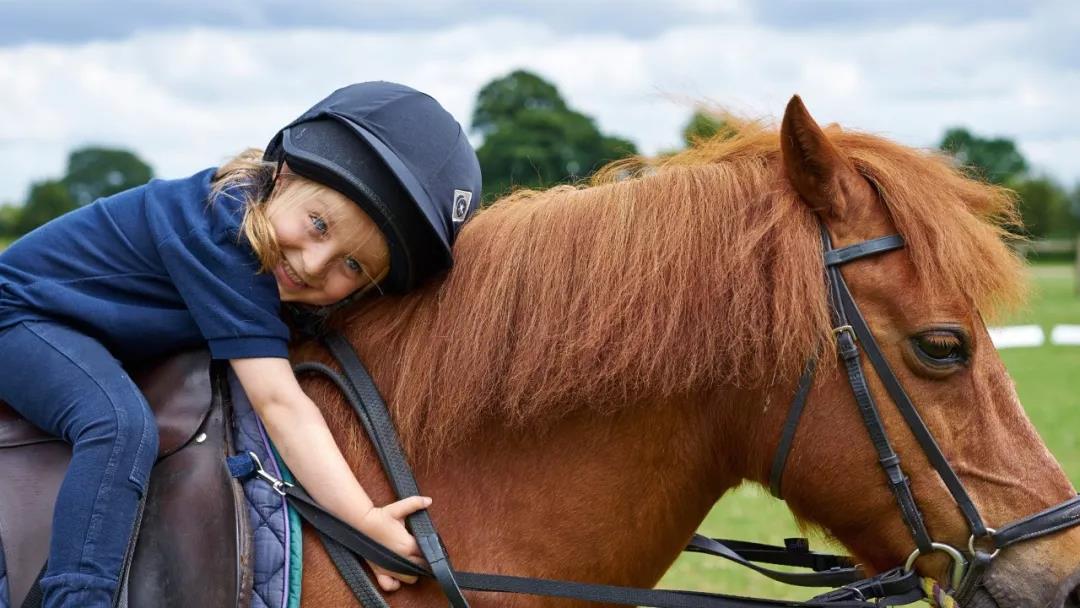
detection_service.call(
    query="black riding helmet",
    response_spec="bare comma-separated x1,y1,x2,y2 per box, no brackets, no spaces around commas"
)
264,81,482,294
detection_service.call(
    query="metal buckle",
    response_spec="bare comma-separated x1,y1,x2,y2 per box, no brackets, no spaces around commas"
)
247,451,294,496
839,584,866,602
832,325,856,343
904,542,967,590
968,528,1000,559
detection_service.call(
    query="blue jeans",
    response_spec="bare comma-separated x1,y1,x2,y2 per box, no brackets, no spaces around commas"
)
0,321,158,608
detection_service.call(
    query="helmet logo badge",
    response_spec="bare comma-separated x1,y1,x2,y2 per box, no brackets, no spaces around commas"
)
452,190,472,223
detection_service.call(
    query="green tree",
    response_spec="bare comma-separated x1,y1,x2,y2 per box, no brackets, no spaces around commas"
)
473,71,568,136
63,146,153,206
1012,177,1072,239
1072,184,1080,231
682,110,734,147
939,128,1027,185
16,180,77,235
472,70,637,201
0,203,19,236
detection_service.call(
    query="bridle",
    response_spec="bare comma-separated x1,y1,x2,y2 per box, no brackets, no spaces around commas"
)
769,222,1080,601
230,221,1080,607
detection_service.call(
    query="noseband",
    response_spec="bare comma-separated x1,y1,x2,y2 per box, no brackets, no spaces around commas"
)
769,223,1080,598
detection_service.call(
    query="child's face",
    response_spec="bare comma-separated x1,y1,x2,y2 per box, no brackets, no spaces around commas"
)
266,181,390,307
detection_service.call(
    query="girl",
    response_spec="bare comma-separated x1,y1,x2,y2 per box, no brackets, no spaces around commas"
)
0,81,482,607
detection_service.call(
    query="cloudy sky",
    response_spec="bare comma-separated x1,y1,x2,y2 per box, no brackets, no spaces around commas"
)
1,0,1077,203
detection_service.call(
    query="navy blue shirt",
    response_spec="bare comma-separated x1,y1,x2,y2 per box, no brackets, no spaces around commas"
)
0,168,290,361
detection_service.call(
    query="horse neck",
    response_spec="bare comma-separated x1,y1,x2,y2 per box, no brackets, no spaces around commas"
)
295,338,792,605
396,388,768,595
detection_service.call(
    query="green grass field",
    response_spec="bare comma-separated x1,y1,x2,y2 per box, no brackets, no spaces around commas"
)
660,262,1080,599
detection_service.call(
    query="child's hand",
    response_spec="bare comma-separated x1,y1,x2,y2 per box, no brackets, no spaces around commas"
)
357,495,433,591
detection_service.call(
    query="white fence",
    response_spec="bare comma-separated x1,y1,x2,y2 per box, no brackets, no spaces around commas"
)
990,325,1080,348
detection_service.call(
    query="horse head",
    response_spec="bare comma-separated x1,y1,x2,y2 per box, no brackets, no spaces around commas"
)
769,95,1080,606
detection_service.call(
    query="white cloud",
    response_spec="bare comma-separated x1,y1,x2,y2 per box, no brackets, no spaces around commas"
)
0,8,1078,204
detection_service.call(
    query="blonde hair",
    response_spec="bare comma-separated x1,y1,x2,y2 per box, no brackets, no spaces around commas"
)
212,148,376,275
211,148,281,272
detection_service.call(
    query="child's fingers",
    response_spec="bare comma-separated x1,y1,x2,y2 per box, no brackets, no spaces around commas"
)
372,563,418,586
382,495,433,519
376,572,400,592
408,553,429,569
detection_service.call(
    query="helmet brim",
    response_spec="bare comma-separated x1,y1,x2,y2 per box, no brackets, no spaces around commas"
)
277,118,450,293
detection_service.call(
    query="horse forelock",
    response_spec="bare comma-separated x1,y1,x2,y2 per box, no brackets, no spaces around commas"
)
325,117,1027,461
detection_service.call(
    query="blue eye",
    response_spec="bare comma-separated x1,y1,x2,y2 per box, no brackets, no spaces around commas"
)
344,257,363,274
309,213,328,235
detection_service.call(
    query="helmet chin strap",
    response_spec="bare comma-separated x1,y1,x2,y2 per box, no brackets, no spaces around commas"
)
285,273,385,338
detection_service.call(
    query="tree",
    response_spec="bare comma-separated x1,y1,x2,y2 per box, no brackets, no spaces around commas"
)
62,146,153,206
1011,177,1073,239
939,128,1027,186
471,70,637,201
15,180,77,235
473,71,568,137
682,110,734,147
0,203,20,238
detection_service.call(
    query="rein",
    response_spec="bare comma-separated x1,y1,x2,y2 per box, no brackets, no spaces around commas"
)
229,222,1080,607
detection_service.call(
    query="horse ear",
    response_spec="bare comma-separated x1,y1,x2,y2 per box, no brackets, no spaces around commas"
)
780,95,873,219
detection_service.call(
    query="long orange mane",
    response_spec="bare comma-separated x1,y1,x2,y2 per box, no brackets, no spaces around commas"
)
303,118,1026,460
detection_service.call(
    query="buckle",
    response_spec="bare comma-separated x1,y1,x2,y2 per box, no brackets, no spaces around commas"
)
832,325,856,343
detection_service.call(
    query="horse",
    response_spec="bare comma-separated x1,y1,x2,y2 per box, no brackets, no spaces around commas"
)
288,96,1080,607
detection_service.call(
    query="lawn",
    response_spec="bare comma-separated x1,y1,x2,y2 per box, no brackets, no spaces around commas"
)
659,262,1080,599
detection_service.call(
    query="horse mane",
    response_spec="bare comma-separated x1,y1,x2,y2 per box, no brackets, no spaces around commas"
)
303,117,1026,459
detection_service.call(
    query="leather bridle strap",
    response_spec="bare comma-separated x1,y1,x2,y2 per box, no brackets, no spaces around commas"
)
769,235,907,500
992,494,1080,549
823,235,907,268
769,231,937,552
821,229,936,554
834,277,988,539
768,225,1080,594
768,358,816,498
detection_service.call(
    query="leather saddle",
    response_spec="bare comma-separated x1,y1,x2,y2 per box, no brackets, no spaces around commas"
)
0,350,252,608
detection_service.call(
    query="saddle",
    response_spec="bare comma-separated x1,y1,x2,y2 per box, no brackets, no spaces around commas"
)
0,350,252,608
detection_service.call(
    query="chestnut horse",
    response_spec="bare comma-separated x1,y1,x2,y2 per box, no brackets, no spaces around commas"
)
290,97,1080,607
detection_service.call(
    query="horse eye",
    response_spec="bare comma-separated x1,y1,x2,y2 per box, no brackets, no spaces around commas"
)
912,331,967,365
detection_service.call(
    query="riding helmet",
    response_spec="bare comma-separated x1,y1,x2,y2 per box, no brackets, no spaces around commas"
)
264,81,482,293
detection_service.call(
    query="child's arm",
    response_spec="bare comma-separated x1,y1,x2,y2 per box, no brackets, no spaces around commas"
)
231,356,430,591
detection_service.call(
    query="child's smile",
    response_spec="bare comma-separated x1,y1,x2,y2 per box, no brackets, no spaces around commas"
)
266,180,390,307
275,258,309,290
